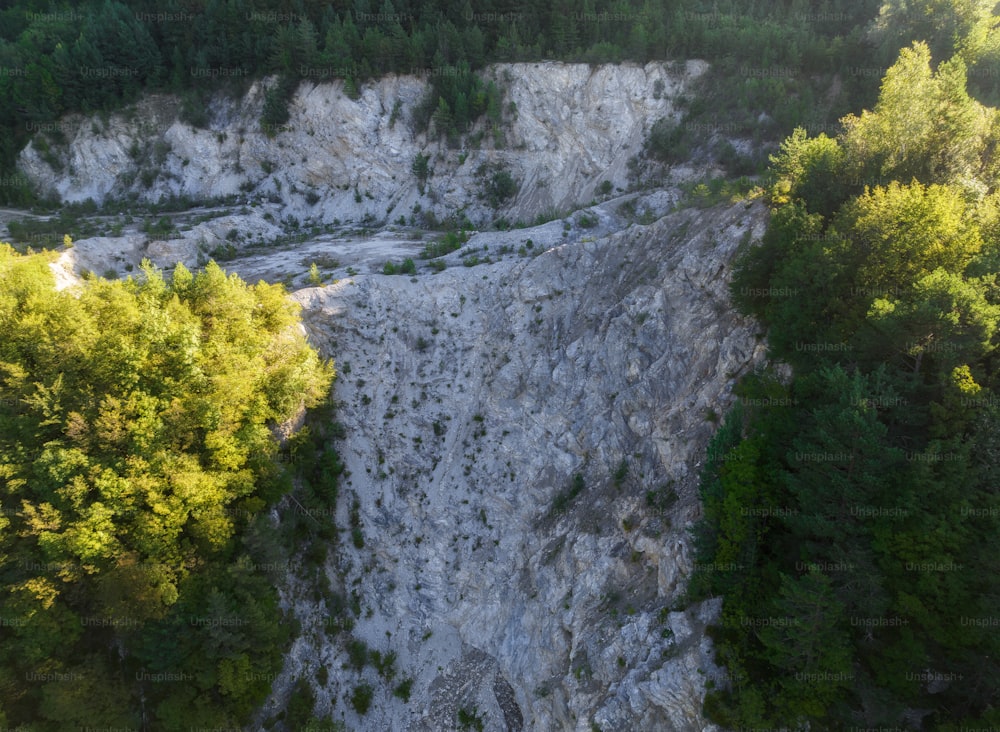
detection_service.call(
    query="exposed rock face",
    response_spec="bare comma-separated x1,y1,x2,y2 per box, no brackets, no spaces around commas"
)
269,199,767,731
18,61,705,226
11,59,768,730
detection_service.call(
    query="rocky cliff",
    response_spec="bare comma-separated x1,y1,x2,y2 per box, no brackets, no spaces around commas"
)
8,61,766,731
19,61,706,227
261,196,767,731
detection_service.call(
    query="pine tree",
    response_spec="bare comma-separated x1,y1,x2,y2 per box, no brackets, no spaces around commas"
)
323,20,353,73
297,19,320,72
431,96,452,138
757,571,853,720
453,90,469,130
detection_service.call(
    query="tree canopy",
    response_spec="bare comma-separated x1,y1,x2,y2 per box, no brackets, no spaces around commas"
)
0,248,334,729
698,41,1000,730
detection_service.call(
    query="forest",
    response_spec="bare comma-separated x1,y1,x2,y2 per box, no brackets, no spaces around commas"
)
691,40,1000,731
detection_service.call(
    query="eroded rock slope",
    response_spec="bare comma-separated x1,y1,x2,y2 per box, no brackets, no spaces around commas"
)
269,199,767,731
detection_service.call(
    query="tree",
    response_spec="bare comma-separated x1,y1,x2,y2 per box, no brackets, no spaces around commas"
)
868,0,1000,67
696,17,1000,732
835,181,982,298
841,42,989,191
261,75,298,130
39,655,138,729
841,42,938,183
925,56,988,183
453,90,469,130
297,18,320,70
84,0,162,99
322,20,354,73
431,95,452,138
411,151,431,193
769,128,847,217
863,269,1000,381
757,571,853,721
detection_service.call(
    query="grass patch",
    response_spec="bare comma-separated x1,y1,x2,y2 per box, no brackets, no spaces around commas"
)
676,176,761,210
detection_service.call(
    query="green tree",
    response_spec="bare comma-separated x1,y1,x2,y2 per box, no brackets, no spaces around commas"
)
868,0,1000,66
841,42,938,183
431,96,453,138
261,75,299,130
841,43,990,190
757,571,853,721
698,33,1000,729
769,128,847,216
835,181,982,298
863,269,1000,381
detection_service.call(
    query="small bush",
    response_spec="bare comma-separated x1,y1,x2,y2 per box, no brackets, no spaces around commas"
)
420,229,467,258
645,117,687,164
389,99,403,128
211,243,238,261
285,679,317,727
371,649,397,681
550,474,586,517
180,90,210,128
393,677,413,702
457,707,485,731
347,639,368,670
143,216,176,239
350,682,374,714
613,460,628,488
476,162,519,209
